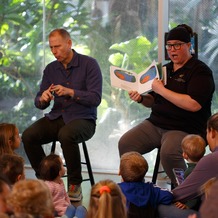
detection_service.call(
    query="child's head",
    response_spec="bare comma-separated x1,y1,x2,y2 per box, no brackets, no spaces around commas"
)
199,178,218,218
7,179,54,217
119,151,148,182
206,112,218,152
39,153,65,181
207,112,218,130
87,179,126,218
0,123,21,155
181,134,206,162
201,177,218,200
0,154,25,184
0,174,11,213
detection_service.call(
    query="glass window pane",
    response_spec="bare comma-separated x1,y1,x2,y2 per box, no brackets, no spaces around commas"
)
1,0,217,177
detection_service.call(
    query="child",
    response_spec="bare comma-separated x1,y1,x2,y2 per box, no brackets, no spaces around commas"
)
87,179,127,218
0,154,25,185
7,179,55,218
0,123,21,155
39,153,86,218
0,174,11,214
198,177,218,218
118,151,173,218
188,178,218,218
174,134,206,210
182,134,206,178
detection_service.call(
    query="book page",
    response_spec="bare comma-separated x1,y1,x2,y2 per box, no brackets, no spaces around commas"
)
110,60,161,94
110,66,138,92
137,60,160,94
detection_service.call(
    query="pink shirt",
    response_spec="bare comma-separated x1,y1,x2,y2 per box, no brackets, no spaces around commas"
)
45,179,70,216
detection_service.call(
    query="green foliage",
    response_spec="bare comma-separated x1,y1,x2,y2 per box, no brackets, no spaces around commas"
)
109,36,157,73
204,20,218,66
0,0,93,130
0,97,42,133
106,35,157,122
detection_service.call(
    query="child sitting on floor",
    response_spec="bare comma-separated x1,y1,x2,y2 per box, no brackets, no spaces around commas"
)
39,153,87,218
0,123,21,156
7,179,55,218
0,154,25,185
182,134,206,179
174,134,206,210
0,174,11,214
118,151,173,218
87,179,127,218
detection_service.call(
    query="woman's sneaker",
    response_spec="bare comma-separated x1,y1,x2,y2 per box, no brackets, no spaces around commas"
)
68,184,82,201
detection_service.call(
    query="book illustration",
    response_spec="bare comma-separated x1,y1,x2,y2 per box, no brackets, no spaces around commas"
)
114,69,136,82
110,60,165,95
139,65,157,84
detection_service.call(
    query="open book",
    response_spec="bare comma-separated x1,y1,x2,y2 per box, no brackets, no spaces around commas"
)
110,60,166,95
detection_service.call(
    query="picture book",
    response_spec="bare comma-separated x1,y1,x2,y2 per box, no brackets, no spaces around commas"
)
110,60,166,95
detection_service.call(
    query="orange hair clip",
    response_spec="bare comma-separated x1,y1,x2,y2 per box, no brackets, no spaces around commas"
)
99,185,111,195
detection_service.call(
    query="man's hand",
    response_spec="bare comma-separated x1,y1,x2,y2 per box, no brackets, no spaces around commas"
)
39,84,54,103
51,85,74,97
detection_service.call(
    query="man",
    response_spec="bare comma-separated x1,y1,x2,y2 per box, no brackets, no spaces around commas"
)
118,24,215,187
22,28,102,201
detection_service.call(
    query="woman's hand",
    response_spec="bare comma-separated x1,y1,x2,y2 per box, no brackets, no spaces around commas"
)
128,90,142,103
152,78,165,94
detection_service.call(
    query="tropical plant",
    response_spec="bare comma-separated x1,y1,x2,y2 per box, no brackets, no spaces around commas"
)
107,36,157,123
204,20,218,66
109,36,157,72
0,0,93,127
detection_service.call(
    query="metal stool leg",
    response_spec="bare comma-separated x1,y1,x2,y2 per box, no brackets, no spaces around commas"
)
51,140,56,153
152,148,161,184
81,141,95,186
50,140,95,186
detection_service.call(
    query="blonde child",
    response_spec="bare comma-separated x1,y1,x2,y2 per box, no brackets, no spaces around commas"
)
119,151,173,218
7,179,55,218
0,123,21,155
87,179,127,218
39,153,86,218
174,134,206,210
181,134,206,178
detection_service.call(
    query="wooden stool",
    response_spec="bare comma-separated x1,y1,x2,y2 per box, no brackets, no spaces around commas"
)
51,140,95,186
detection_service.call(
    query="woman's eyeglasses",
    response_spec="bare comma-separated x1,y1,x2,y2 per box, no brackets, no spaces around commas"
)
165,43,186,50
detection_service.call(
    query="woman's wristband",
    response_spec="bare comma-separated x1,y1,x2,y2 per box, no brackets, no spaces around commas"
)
137,95,143,103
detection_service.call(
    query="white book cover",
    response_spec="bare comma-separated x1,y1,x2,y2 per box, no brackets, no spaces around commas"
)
110,60,166,95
